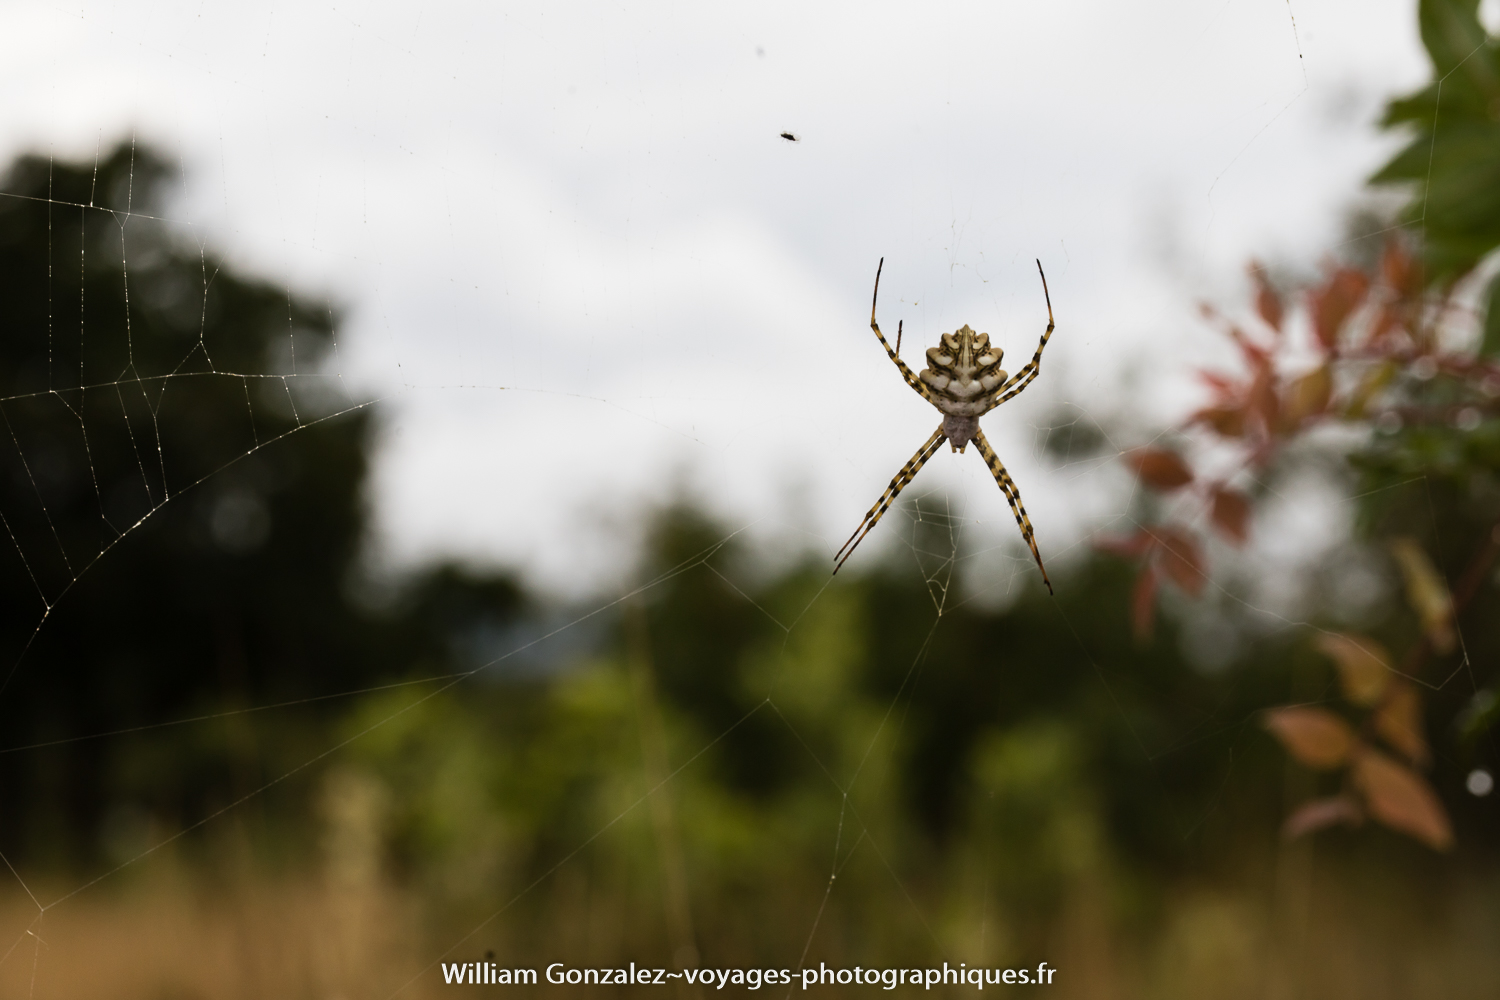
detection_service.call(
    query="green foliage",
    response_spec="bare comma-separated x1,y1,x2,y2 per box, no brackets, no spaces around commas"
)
1357,0,1500,743
329,498,1362,963
1355,418,1500,489
969,720,1105,910
1373,0,1500,289
323,488,1500,973
1371,0,1500,358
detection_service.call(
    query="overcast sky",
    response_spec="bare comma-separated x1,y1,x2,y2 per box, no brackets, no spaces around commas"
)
1,0,1438,596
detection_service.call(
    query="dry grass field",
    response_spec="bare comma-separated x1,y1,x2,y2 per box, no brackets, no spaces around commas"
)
1,846,1495,1000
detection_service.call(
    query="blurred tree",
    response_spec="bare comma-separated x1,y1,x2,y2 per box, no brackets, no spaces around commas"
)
348,493,1409,972
0,143,523,868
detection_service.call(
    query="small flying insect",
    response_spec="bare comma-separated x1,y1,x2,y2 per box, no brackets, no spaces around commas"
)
780,132,799,142
835,258,1058,593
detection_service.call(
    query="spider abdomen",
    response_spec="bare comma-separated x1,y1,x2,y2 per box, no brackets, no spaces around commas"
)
942,414,979,451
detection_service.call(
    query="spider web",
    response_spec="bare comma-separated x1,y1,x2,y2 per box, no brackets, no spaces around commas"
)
0,1,1481,997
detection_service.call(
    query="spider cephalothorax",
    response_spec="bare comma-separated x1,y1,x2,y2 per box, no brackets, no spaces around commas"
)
920,325,1007,451
835,259,1057,593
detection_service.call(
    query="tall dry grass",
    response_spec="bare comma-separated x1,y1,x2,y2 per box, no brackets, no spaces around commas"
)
1,847,1495,999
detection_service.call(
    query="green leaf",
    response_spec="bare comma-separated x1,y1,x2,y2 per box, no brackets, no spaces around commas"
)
1371,0,1500,283
1419,0,1494,82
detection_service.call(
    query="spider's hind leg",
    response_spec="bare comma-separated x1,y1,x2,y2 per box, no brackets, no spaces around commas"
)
834,426,947,573
971,427,1052,594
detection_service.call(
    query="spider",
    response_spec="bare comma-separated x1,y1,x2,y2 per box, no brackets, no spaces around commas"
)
834,258,1057,594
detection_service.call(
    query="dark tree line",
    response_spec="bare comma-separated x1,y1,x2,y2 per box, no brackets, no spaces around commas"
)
0,145,523,867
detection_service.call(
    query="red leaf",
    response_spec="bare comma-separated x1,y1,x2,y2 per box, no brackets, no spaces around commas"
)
1263,706,1357,770
1198,370,1240,397
1248,365,1280,437
1131,565,1159,642
1282,795,1363,841
1352,748,1452,851
1307,267,1369,353
1125,448,1193,491
1210,487,1251,545
1380,238,1421,298
1249,262,1284,332
1229,326,1272,370
1151,526,1206,597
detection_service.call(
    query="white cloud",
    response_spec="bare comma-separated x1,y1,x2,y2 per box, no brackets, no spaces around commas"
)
0,0,1429,592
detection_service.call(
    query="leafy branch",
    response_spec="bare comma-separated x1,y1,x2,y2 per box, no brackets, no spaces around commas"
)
1106,240,1490,849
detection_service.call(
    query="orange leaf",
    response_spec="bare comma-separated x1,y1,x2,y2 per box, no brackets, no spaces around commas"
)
1263,706,1357,770
1282,365,1333,428
1282,795,1363,841
1249,263,1284,332
1152,526,1206,597
1307,267,1369,353
1312,632,1391,707
1388,539,1455,654
1374,681,1429,766
1197,370,1240,399
1210,487,1251,545
1352,748,1452,851
1131,565,1159,642
1125,448,1193,491
1190,405,1246,438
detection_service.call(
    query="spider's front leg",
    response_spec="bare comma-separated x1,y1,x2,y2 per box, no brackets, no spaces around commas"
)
834,425,947,573
971,427,1053,594
869,258,936,404
987,259,1056,410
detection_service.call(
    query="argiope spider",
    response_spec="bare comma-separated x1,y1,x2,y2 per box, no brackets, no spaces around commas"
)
834,258,1057,594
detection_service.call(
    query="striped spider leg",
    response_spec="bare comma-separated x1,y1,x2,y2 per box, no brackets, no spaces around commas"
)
834,258,1057,594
